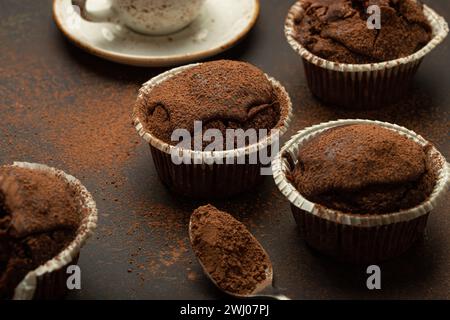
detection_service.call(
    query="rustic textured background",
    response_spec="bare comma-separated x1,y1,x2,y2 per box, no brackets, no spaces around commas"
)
0,0,449,299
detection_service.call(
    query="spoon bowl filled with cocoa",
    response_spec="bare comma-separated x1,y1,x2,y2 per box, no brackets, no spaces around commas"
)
189,205,290,300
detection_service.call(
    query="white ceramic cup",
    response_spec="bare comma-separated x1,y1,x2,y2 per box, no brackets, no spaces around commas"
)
72,0,206,36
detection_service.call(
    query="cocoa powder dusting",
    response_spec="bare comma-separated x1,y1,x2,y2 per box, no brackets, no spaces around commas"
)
294,0,432,64
135,60,287,148
190,205,271,295
289,124,437,214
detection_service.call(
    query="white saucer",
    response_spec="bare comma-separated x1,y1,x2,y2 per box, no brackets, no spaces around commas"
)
53,0,260,67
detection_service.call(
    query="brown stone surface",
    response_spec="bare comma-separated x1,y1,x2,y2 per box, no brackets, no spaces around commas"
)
0,0,448,299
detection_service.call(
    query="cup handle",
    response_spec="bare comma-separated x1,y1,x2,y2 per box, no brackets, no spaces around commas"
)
72,0,116,23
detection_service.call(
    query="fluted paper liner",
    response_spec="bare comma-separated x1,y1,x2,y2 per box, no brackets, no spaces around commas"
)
285,1,449,108
272,119,450,227
10,162,98,300
133,63,293,198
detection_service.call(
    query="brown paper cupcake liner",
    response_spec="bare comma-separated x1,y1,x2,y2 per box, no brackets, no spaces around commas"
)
272,120,450,264
133,63,293,199
285,1,449,109
11,162,98,300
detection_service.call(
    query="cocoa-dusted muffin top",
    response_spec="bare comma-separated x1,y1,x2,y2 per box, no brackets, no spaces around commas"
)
135,60,287,149
292,0,432,64
289,124,436,214
0,166,82,299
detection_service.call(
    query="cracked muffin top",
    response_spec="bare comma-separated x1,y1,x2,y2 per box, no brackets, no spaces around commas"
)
135,60,288,149
288,124,436,214
292,0,432,64
0,166,82,299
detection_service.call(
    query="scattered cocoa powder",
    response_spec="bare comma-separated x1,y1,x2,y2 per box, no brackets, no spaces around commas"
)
123,201,192,280
190,205,271,295
0,83,140,182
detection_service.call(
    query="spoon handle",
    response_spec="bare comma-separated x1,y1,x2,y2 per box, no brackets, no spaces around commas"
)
253,286,291,300
266,293,290,300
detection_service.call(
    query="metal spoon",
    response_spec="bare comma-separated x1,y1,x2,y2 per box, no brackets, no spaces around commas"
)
189,217,290,300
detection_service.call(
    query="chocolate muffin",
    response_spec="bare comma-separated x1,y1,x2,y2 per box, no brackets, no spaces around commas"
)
293,0,432,64
135,60,286,149
0,166,82,299
133,61,292,198
289,124,436,214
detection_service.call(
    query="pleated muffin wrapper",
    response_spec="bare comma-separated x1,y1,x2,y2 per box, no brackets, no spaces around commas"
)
272,119,450,264
133,63,293,199
285,1,449,109
6,162,98,300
